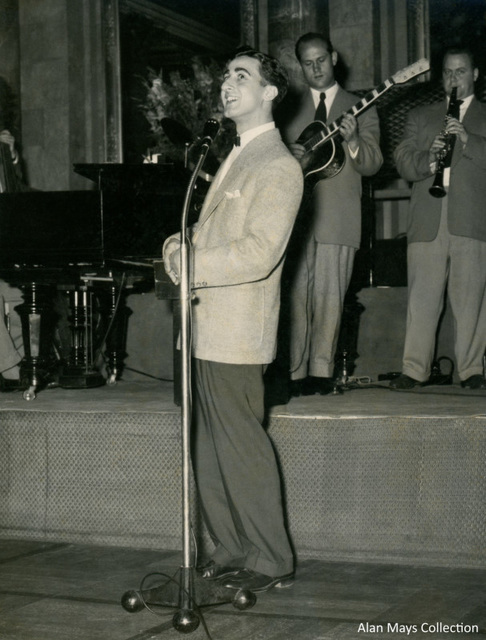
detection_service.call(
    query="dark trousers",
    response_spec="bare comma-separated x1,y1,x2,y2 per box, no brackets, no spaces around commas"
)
193,358,294,577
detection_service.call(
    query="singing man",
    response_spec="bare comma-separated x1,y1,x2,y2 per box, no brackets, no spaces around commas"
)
163,49,303,592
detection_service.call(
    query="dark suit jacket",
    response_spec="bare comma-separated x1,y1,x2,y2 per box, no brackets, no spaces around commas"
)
281,86,383,248
394,97,486,243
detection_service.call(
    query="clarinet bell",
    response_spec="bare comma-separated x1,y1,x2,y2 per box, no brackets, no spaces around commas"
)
429,179,447,198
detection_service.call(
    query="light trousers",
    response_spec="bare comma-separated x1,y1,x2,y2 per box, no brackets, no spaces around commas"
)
289,239,356,379
403,201,486,381
0,281,21,373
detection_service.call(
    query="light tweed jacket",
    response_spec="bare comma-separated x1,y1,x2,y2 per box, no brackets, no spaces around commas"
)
166,128,303,365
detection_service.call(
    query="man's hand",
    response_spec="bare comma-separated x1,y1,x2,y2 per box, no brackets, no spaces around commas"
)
445,116,469,146
288,142,306,161
428,116,469,167
428,133,448,166
339,114,359,153
0,129,17,161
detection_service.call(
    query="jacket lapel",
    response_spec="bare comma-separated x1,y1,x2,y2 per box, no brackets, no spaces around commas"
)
195,130,280,233
196,154,242,229
328,87,350,123
451,97,479,168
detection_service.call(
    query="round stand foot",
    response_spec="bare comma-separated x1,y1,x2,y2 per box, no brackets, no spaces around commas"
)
120,590,145,613
23,386,36,401
233,589,257,610
106,373,117,386
58,369,106,389
172,609,200,633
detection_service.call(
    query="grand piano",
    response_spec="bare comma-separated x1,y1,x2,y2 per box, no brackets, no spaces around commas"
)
0,163,192,399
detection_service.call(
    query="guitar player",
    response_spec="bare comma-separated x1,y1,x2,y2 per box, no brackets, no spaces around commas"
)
280,32,383,396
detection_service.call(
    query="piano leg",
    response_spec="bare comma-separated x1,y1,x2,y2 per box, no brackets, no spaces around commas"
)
15,282,59,401
58,285,106,389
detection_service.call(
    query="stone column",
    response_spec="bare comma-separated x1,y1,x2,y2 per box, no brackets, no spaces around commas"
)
267,0,329,92
328,0,377,89
18,0,110,190
407,0,430,67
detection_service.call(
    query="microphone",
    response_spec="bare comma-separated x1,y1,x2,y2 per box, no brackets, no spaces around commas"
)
200,119,220,150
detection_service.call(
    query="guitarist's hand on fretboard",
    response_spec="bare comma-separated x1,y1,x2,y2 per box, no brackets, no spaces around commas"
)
339,114,359,153
293,58,430,185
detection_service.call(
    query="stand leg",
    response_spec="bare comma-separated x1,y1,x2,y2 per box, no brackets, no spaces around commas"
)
122,151,257,633
100,283,132,385
333,292,365,391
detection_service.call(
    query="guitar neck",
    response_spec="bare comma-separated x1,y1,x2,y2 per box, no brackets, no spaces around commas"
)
317,78,395,145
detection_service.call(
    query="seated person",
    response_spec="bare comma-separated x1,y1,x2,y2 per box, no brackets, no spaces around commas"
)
0,128,23,389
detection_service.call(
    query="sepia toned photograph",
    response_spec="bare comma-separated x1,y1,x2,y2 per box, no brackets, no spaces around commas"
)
0,1,485,638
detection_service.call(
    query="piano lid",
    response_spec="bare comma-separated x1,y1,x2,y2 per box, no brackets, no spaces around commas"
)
73,163,200,260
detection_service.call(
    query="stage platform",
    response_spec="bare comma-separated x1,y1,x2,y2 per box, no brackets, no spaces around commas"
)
1,379,485,570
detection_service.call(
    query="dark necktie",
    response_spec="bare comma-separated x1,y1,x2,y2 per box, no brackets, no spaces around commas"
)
234,135,241,147
444,99,463,167
449,98,462,120
315,92,327,122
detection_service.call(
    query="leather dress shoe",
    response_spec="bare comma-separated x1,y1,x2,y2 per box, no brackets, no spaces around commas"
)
389,374,423,390
198,560,243,581
461,375,486,390
222,569,294,593
289,379,305,397
303,376,335,395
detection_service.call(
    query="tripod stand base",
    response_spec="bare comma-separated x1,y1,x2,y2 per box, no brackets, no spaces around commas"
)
121,566,256,634
58,368,106,389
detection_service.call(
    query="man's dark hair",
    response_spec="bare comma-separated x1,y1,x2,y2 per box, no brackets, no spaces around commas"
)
443,46,476,69
234,48,289,105
295,33,334,62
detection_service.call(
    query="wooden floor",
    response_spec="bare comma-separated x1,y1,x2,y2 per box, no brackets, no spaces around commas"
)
0,539,485,639
2,381,486,638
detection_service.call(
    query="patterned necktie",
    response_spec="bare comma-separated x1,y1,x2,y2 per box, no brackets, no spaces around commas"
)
315,92,327,122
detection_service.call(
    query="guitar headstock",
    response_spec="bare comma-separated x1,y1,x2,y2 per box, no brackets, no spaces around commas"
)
391,58,430,84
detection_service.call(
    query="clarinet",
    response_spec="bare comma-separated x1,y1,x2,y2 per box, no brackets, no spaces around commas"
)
429,87,459,198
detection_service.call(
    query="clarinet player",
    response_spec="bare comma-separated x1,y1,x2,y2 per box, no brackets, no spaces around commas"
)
390,47,486,391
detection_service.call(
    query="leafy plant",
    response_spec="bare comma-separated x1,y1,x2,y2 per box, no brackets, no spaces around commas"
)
139,57,234,163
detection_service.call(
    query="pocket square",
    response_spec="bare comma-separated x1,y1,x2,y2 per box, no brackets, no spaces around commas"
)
225,189,241,199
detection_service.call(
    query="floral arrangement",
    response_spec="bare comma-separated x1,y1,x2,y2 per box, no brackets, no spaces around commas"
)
139,57,235,164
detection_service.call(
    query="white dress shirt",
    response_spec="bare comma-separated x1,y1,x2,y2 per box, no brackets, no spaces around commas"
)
215,121,276,188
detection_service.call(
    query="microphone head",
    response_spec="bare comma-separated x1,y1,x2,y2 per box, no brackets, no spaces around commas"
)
202,118,220,142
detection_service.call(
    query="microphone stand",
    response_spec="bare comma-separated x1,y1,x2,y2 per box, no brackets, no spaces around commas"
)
121,137,256,634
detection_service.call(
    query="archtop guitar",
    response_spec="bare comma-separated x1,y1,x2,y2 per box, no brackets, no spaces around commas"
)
297,58,430,185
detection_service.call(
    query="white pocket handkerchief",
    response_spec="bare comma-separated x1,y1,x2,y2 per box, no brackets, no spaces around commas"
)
225,189,241,199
